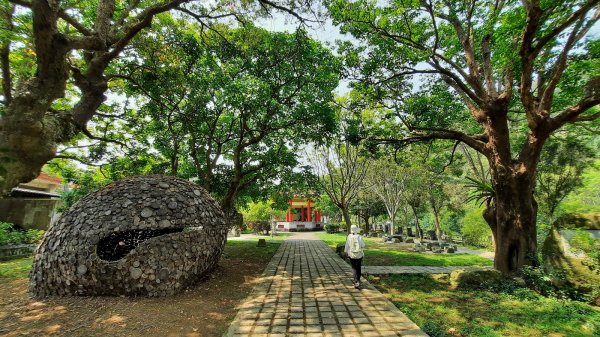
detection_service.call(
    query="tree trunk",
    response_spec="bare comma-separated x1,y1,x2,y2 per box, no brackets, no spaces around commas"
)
409,205,423,241
432,207,442,240
341,207,352,233
390,213,396,236
487,169,539,274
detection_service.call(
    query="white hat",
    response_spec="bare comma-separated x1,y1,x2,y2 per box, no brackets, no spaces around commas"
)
350,225,359,234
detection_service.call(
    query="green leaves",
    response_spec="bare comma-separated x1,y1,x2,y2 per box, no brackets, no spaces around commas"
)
464,177,495,207
113,20,340,207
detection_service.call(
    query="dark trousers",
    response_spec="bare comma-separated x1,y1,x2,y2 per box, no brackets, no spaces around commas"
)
349,257,362,283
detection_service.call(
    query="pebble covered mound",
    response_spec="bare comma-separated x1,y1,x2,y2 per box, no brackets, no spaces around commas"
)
30,175,227,297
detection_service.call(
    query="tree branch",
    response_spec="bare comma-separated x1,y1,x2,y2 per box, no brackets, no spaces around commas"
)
532,0,600,56
369,127,488,155
548,78,600,130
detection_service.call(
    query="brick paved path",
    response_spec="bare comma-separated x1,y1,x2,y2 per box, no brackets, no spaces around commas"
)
224,239,428,337
363,265,492,275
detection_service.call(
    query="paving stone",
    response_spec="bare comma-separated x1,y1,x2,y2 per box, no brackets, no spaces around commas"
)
223,239,427,337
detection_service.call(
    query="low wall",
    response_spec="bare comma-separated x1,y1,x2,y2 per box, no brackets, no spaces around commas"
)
276,221,323,232
0,198,60,230
0,244,37,260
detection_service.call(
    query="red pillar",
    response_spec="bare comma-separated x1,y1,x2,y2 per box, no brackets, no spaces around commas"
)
307,200,311,222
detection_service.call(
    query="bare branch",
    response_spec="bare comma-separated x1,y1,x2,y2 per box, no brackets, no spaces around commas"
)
79,126,128,148
368,126,488,155
54,154,104,167
59,8,93,36
257,0,320,24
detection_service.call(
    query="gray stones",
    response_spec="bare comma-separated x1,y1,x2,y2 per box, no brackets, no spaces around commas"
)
77,265,87,275
140,208,153,218
257,238,267,247
130,267,142,279
29,175,228,297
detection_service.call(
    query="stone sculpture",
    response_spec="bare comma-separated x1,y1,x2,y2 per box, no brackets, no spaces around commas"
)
30,175,227,297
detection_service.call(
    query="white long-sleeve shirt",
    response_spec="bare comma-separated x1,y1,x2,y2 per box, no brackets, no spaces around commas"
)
344,233,365,254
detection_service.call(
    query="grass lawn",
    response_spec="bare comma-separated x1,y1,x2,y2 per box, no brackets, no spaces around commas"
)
0,256,33,279
370,274,600,337
0,240,280,337
316,232,493,267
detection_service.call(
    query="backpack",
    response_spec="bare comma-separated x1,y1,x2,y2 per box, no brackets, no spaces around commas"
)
348,234,364,259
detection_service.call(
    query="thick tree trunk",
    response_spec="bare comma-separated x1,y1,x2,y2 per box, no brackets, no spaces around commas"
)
341,207,352,233
487,170,539,274
364,216,370,234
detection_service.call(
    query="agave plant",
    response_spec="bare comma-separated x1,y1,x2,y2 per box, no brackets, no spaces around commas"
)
464,177,495,207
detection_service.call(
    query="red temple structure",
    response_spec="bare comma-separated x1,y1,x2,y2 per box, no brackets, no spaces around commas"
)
276,197,324,231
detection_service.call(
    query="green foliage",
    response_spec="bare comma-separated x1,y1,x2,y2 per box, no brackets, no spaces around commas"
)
520,266,586,302
58,173,109,211
0,222,44,246
464,177,495,207
117,22,340,208
324,223,342,233
372,274,600,337
569,230,600,273
450,269,505,291
0,257,33,279
537,137,597,222
460,205,492,248
246,221,271,235
317,232,492,267
561,160,600,214
241,200,284,224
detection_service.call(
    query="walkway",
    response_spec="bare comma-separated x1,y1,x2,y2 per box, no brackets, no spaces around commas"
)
363,265,492,275
224,236,428,337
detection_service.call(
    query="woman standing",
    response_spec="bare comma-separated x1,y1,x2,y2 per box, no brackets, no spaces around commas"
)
344,225,365,288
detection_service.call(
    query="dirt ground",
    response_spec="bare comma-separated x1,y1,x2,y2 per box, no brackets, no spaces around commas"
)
0,241,277,337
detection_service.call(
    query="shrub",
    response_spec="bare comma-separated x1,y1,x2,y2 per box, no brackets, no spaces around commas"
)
0,222,45,246
520,266,586,302
450,268,505,291
324,223,341,233
247,221,271,235
570,230,599,264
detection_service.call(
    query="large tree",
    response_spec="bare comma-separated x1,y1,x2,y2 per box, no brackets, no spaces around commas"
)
312,141,369,232
366,158,406,235
329,0,600,274
0,0,319,194
115,23,339,214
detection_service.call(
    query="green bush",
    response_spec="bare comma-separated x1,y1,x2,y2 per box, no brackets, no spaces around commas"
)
324,223,341,233
0,222,45,246
450,268,505,291
520,266,586,301
570,230,599,263
460,205,493,249
247,221,271,235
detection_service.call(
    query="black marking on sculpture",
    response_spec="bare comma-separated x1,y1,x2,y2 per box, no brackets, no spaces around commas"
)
97,228,184,261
